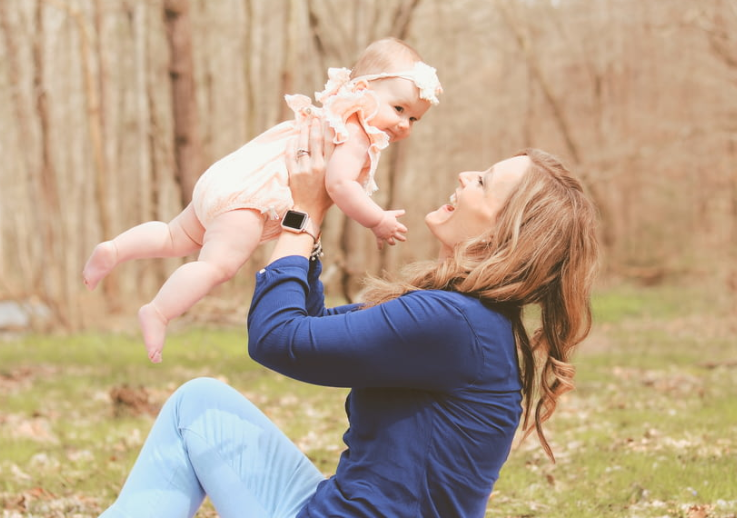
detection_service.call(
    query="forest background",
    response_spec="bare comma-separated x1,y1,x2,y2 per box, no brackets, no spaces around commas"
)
0,0,735,331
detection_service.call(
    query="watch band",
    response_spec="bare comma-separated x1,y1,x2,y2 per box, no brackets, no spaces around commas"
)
301,222,320,243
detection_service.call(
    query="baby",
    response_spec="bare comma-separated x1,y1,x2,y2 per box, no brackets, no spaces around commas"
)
82,37,442,363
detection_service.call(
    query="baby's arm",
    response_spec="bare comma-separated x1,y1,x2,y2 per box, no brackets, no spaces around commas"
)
325,119,407,248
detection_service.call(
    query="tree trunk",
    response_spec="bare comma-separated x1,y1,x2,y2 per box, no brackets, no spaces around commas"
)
495,0,615,252
0,0,34,290
33,0,68,328
163,0,202,206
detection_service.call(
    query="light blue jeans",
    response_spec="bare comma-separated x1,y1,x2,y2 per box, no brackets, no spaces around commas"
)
100,377,326,518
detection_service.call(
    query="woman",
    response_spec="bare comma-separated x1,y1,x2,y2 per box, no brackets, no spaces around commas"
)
99,119,599,518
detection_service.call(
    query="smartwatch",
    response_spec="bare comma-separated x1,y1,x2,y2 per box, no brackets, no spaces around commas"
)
281,210,319,241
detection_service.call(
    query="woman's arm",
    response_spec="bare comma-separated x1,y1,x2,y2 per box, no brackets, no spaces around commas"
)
249,119,480,389
248,262,481,390
304,257,362,317
269,118,358,317
268,117,334,265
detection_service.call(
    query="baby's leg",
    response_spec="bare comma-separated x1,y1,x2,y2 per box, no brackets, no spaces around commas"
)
140,209,265,363
82,204,205,290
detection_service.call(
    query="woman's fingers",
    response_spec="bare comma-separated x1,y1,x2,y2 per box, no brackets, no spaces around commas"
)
296,116,311,162
287,117,312,178
286,115,332,219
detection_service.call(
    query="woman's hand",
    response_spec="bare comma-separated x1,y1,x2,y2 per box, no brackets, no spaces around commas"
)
266,116,334,265
286,116,334,227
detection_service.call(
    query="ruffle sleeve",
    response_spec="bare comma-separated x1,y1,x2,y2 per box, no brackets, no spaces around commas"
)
315,68,390,194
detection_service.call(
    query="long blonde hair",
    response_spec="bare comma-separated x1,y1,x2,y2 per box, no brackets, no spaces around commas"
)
360,148,600,461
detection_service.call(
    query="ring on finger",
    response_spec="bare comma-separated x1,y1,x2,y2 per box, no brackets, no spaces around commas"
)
296,149,310,158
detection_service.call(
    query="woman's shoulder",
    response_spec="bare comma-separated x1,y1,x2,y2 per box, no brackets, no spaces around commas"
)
401,288,485,305
400,289,511,325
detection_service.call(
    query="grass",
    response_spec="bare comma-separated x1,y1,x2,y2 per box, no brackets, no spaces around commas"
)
0,280,736,517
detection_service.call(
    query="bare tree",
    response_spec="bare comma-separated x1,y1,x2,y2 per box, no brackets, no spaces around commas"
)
46,0,117,317
494,0,616,256
32,0,68,327
163,0,203,206
692,0,737,326
0,0,34,294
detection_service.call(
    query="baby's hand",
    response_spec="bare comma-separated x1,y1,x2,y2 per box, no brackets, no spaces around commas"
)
370,210,407,250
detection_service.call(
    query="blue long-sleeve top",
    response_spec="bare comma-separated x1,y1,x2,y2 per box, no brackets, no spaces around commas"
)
247,256,523,517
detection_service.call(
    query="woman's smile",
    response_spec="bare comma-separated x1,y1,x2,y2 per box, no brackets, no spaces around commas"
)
425,156,530,258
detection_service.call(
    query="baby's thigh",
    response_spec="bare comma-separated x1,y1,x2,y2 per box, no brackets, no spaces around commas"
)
198,209,265,269
169,203,206,248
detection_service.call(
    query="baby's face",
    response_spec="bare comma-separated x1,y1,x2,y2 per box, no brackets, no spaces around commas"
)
367,77,431,143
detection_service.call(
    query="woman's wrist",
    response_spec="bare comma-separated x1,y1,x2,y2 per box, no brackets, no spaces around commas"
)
269,207,325,264
289,207,323,261
268,231,318,264
280,208,322,241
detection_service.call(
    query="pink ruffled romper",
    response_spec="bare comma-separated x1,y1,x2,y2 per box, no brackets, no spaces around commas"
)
191,68,390,242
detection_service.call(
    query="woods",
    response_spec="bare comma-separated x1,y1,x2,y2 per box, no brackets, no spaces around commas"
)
0,0,735,331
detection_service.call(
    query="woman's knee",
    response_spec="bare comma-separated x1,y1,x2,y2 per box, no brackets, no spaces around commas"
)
175,377,231,402
173,377,258,421
171,377,229,413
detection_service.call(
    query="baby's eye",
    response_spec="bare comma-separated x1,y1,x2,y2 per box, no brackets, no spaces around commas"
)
477,175,484,186
394,105,404,113
409,116,418,123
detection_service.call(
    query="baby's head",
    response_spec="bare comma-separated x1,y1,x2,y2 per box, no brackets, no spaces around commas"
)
351,38,442,143
351,38,424,78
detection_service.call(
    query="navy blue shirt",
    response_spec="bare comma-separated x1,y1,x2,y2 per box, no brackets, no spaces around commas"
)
247,256,522,517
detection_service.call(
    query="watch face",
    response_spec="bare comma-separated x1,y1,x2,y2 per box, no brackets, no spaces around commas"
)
282,210,308,230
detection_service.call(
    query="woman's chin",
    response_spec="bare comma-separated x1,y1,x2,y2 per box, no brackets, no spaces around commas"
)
425,205,452,226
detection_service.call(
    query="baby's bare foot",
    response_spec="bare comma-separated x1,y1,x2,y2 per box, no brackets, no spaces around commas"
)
82,241,118,290
139,303,168,363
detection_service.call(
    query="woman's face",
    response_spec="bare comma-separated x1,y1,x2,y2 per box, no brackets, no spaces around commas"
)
425,155,530,258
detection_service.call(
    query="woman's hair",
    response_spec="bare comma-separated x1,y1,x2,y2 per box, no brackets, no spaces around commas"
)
360,148,600,461
351,37,422,78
